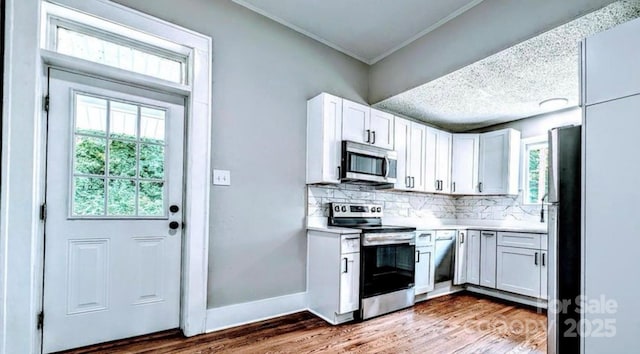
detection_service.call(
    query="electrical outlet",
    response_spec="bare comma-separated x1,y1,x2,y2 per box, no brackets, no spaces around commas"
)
213,169,231,186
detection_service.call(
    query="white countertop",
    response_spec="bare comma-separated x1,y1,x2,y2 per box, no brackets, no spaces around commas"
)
307,216,547,234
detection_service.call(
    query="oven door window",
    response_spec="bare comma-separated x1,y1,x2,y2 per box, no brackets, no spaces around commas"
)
362,244,415,298
348,152,385,176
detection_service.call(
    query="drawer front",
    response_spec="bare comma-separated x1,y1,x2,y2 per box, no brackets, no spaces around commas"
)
416,230,435,247
435,230,457,239
497,232,543,250
341,234,361,254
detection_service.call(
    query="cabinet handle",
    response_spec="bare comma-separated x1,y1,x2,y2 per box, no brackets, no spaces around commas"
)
460,232,465,244
439,180,443,191
366,129,371,143
416,250,420,263
337,166,341,179
481,232,495,237
343,257,348,273
542,253,546,266
479,182,483,193
452,182,456,193
411,177,415,188
534,252,539,266
406,176,410,188
372,131,376,145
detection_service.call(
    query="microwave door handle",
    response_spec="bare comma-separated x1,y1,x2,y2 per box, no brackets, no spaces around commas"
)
384,157,390,178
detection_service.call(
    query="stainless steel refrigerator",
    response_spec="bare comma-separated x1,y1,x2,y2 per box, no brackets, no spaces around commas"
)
547,125,581,354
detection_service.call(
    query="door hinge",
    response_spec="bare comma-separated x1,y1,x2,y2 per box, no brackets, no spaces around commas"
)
43,95,50,112
39,203,47,221
37,311,44,330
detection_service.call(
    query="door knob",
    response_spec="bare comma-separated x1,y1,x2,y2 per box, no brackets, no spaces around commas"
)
170,205,180,213
169,221,180,230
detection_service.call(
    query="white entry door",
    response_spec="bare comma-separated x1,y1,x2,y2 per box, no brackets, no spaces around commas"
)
42,69,185,353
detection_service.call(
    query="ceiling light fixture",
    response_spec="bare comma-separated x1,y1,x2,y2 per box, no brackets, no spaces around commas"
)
539,97,569,110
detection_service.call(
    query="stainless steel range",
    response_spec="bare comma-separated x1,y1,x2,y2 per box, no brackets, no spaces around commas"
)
329,203,416,320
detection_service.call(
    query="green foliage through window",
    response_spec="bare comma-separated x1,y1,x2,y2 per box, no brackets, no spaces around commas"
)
72,94,166,217
525,142,549,204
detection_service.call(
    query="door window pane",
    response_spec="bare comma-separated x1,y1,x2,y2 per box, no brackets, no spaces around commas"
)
139,144,164,179
108,140,137,177
74,136,105,175
140,107,165,143
73,177,105,216
139,182,164,216
107,179,136,216
71,93,168,217
75,95,107,135
110,101,137,140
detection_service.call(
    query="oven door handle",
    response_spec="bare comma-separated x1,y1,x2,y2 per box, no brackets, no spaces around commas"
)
363,239,415,246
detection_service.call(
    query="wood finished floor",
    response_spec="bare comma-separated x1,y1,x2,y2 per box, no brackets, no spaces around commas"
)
60,293,547,354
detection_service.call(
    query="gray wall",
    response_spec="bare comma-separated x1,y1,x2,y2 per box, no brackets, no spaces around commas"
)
112,0,369,308
368,0,616,103
470,107,582,139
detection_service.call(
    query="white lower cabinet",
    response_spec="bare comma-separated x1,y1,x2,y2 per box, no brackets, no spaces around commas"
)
415,246,435,295
494,232,548,299
496,246,541,298
453,230,467,285
480,231,497,288
465,230,481,285
307,231,360,324
339,252,360,313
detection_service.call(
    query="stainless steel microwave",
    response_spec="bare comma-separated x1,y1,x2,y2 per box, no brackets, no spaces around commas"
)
341,141,397,185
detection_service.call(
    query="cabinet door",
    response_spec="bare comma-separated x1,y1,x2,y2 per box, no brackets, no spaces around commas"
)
306,93,343,184
454,230,466,285
339,252,360,314
436,131,452,194
585,19,640,105
370,109,394,150
415,246,435,295
409,123,427,191
479,130,509,194
480,231,497,288
496,246,541,298
424,127,438,193
541,251,548,300
466,230,481,285
393,117,411,190
342,100,370,144
451,134,479,195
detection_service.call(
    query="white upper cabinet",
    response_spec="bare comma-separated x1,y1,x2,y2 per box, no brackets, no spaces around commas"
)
369,109,394,150
342,100,370,144
584,18,640,106
451,134,479,195
306,93,343,184
342,100,394,149
394,117,426,191
425,127,451,194
478,128,520,195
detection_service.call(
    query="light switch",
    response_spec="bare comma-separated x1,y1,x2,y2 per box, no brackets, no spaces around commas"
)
213,169,231,186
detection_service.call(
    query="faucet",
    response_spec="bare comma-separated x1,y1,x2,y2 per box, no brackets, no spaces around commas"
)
540,193,548,223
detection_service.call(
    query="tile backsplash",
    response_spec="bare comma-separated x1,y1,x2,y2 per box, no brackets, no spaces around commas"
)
307,184,542,224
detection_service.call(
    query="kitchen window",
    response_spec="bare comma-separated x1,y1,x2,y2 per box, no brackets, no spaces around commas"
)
523,137,549,204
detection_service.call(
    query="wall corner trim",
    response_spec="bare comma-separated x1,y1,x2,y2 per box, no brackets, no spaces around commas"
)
205,292,307,333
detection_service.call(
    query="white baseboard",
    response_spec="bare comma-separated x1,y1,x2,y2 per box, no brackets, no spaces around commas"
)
205,292,307,332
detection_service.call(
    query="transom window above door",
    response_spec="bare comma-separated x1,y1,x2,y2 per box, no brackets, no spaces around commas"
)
72,92,168,217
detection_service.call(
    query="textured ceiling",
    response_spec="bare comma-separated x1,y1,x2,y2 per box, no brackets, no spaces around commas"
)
374,0,640,132
231,0,482,64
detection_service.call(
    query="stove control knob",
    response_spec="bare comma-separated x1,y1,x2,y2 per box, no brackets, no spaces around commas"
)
376,207,382,212
334,205,340,212
341,206,347,212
